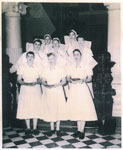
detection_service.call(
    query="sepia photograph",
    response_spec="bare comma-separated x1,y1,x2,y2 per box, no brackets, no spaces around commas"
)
1,0,122,149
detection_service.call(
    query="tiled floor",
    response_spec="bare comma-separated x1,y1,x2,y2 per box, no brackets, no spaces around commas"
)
3,127,121,148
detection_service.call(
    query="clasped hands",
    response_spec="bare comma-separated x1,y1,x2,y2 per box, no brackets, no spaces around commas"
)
66,76,86,84
18,78,42,86
41,78,61,88
19,80,38,86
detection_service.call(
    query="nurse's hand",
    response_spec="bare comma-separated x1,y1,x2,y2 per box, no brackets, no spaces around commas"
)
37,78,42,84
42,79,48,86
71,80,80,84
66,76,72,83
71,78,81,84
46,83,60,88
85,76,92,83
45,84,55,88
80,79,85,84
24,82,36,86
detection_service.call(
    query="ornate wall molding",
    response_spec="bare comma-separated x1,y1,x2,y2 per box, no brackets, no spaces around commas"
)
104,3,120,10
2,2,28,15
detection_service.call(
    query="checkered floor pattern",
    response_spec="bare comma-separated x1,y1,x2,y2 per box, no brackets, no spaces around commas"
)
3,127,121,148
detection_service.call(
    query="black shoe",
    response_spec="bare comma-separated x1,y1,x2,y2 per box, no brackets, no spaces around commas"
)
25,129,32,136
56,130,61,137
72,131,80,138
79,132,85,139
45,130,55,137
33,129,40,135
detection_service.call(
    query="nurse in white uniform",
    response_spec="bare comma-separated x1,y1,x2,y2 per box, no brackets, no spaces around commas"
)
17,51,43,136
66,49,97,139
41,52,67,137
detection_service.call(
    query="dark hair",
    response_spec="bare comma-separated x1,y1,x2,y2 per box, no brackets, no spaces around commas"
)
52,38,60,43
26,51,35,58
69,29,77,35
33,39,42,45
44,34,52,40
77,34,84,41
73,49,82,56
47,52,55,57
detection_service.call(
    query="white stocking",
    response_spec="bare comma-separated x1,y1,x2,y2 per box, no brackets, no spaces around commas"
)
56,121,60,131
80,121,86,132
50,122,54,130
25,119,30,129
33,118,38,129
77,121,81,131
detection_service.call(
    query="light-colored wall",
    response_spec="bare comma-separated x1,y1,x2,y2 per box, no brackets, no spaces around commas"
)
106,3,121,117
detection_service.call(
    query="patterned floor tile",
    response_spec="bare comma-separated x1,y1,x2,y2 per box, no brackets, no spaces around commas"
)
87,134,99,139
56,140,70,146
61,135,74,140
107,145,122,148
41,139,53,145
80,136,90,141
89,143,104,148
111,134,121,138
3,142,16,148
32,144,47,148
8,146,18,148
14,140,27,145
117,143,121,147
45,142,59,148
2,127,121,149
93,137,107,143
79,146,91,148
67,138,80,143
85,132,92,136
8,133,20,138
29,141,42,147
11,137,24,142
25,137,39,143
3,139,12,144
5,131,17,135
51,137,64,142
83,140,97,145
103,135,116,140
109,139,121,145
18,132,25,136
22,135,34,139
16,143,31,148
3,135,9,140
99,141,114,147
72,142,87,148
36,135,48,141
61,144,76,148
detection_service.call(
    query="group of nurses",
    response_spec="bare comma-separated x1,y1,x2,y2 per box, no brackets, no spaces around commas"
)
11,30,97,139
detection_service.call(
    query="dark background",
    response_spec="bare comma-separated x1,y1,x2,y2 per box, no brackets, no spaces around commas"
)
2,3,108,58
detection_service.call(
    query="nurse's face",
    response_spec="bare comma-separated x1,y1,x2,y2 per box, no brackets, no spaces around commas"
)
73,51,81,61
48,54,56,65
27,54,34,63
78,37,84,45
33,41,41,51
69,32,76,40
52,40,59,48
45,36,51,45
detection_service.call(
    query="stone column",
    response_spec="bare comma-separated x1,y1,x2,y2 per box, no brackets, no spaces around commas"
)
5,11,22,64
105,3,121,117
2,2,28,65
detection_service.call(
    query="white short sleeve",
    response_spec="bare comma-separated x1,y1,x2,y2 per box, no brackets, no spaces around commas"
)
26,42,34,52
17,66,24,76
